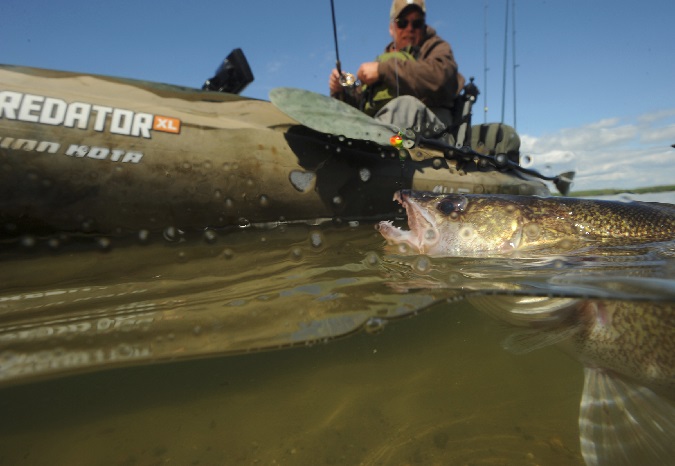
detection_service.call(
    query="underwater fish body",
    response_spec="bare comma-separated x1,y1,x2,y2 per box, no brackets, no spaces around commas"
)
469,295,675,466
377,190,675,256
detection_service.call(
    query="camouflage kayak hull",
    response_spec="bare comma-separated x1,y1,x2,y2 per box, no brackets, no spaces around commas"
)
0,65,549,236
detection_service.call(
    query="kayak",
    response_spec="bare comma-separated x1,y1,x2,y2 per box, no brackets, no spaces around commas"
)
0,62,550,237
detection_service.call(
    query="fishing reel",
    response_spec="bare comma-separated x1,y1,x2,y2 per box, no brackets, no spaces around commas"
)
339,71,359,88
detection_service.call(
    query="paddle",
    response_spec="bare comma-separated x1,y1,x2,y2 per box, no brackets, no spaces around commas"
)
269,87,399,146
269,87,575,195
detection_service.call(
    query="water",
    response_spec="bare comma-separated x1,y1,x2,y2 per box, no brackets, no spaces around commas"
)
1,194,674,465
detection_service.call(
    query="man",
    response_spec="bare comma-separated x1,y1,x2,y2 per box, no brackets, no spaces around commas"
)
329,0,465,137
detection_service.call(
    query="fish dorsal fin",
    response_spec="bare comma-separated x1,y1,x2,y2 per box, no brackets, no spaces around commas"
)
579,367,675,466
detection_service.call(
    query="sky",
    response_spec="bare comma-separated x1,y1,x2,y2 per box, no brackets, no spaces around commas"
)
2,0,675,192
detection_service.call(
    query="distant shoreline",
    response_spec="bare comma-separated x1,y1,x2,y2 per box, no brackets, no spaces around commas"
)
563,185,675,197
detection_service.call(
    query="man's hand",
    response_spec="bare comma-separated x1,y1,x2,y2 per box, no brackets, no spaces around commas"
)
329,69,342,95
357,62,380,85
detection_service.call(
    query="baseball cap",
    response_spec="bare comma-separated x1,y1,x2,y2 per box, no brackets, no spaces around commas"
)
390,0,426,21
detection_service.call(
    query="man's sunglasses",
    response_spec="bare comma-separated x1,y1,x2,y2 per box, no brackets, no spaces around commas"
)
395,18,425,29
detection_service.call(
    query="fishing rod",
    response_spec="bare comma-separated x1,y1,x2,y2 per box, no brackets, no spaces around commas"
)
329,0,356,87
406,133,574,195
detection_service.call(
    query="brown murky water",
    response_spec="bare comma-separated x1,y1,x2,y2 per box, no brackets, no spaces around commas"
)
0,216,672,465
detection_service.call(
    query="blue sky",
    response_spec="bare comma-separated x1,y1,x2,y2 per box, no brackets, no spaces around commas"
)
2,0,675,191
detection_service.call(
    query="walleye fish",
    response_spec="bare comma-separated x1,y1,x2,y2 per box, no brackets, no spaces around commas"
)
468,294,675,466
376,190,675,465
377,190,675,256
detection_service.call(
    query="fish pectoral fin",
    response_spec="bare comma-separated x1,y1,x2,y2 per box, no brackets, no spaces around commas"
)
579,367,675,466
501,326,579,354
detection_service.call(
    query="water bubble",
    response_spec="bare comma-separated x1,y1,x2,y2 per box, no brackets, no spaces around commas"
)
192,325,203,336
213,189,222,200
238,218,251,229
432,158,443,169
332,196,343,206
259,195,270,208
182,162,192,170
47,237,61,250
220,248,234,260
224,197,235,210
397,242,410,254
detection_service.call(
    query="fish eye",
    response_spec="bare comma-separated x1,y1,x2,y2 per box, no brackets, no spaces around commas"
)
437,195,468,215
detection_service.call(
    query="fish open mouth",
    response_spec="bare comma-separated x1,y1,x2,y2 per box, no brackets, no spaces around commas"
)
376,190,440,254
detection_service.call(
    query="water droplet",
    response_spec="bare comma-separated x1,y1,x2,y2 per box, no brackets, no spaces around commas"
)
259,194,270,208
238,218,251,229
21,235,36,249
364,251,380,266
432,158,443,169
364,317,386,334
413,255,432,273
332,196,343,206
47,237,61,250
192,325,203,336
220,248,234,260
182,162,192,170
523,223,541,240
424,229,437,242
290,247,304,261
97,237,112,251
163,226,183,242
203,229,218,244
309,231,324,249
289,170,316,193
138,229,150,244
359,168,371,182
224,197,235,210
458,226,475,241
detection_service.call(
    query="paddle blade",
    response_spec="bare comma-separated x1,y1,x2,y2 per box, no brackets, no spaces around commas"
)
554,171,575,196
269,87,399,146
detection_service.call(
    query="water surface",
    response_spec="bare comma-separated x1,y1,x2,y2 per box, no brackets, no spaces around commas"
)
1,196,673,465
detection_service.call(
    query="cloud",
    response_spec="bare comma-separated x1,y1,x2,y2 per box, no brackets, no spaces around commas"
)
520,109,675,191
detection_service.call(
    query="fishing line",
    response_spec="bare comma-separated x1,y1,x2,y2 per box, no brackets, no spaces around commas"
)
329,0,356,87
329,0,342,76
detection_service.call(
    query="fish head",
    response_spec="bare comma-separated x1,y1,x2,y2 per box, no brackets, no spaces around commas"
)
377,190,527,256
